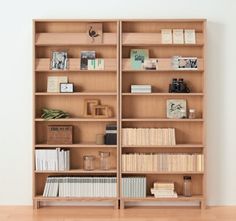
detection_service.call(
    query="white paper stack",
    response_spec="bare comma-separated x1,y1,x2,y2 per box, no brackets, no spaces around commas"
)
131,85,152,93
151,182,177,198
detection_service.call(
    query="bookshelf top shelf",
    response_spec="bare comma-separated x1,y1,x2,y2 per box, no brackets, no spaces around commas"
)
35,33,117,46
122,33,204,46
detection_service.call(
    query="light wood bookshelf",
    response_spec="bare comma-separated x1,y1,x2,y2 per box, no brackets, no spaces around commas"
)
119,19,206,209
33,19,206,209
33,20,120,209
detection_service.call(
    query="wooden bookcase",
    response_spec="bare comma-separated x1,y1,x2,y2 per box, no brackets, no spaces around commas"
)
33,20,120,208
33,19,206,209
119,19,206,209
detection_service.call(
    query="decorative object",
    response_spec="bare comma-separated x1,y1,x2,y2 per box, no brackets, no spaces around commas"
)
142,59,158,70
47,125,73,144
47,76,68,93
105,124,117,145
131,85,152,93
50,51,68,70
60,83,74,93
173,29,184,44
41,108,69,120
167,99,187,119
183,176,192,197
96,134,105,145
83,99,99,117
83,155,95,171
80,51,96,70
161,29,172,44
169,78,190,93
99,151,110,170
130,49,149,69
88,59,104,70
189,109,196,119
92,105,111,118
184,29,196,44
87,23,103,43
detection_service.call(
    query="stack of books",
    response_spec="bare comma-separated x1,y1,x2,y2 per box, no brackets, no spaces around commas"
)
35,148,70,171
43,176,117,197
122,128,176,146
122,153,204,172
151,182,177,198
131,85,152,93
122,177,146,198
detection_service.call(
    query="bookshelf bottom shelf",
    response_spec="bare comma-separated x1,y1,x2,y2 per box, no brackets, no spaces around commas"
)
33,196,119,209
120,195,205,209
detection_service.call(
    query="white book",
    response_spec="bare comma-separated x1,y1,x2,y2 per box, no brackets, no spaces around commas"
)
161,29,172,44
173,29,184,44
184,29,196,44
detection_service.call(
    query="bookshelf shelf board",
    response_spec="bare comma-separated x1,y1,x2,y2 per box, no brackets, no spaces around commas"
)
122,144,204,148
35,143,117,148
122,93,204,96
35,169,117,174
122,58,204,72
121,171,204,175
35,33,117,46
35,70,117,73
35,118,117,122
122,118,204,122
122,70,203,73
35,92,117,96
122,33,204,45
34,196,117,202
121,195,204,202
35,58,117,72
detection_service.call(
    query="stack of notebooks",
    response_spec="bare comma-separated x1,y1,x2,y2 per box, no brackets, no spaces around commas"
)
122,128,176,146
122,153,204,172
43,176,117,197
122,177,146,198
131,85,152,93
151,182,177,198
35,148,70,171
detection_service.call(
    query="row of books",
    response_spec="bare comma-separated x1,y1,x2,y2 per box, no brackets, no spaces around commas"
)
35,149,70,171
43,176,117,197
122,177,146,198
122,128,176,146
151,182,177,198
131,85,152,93
122,153,204,172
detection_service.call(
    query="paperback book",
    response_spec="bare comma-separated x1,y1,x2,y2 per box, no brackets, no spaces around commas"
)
130,49,149,69
80,51,96,70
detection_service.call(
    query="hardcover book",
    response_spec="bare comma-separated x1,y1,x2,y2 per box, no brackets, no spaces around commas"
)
161,29,172,44
130,49,149,69
88,59,104,70
173,29,184,44
184,29,196,44
80,51,96,70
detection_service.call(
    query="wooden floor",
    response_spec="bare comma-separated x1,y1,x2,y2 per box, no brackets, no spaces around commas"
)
1,206,236,221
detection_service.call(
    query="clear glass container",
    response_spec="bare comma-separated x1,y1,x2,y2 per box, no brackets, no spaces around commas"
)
189,109,196,119
99,151,110,170
83,155,95,171
183,176,192,197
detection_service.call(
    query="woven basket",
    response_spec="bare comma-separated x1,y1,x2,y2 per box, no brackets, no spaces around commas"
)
47,125,73,144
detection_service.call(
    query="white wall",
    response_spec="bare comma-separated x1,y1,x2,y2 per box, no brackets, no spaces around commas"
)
0,0,236,206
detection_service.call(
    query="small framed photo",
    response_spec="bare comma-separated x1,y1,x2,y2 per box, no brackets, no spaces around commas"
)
51,51,68,70
60,83,74,93
167,99,187,119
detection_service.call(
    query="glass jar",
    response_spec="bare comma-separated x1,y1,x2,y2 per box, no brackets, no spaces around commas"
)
183,176,192,197
83,155,95,171
99,151,110,170
180,109,186,119
189,109,196,119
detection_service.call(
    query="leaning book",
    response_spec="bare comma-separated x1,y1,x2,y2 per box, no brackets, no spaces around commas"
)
130,49,149,70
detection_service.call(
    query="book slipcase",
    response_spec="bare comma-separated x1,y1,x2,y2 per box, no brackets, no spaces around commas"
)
33,19,206,209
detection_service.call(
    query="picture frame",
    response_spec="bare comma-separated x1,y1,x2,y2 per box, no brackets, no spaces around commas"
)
167,99,187,119
50,51,68,70
60,83,74,93
87,23,103,44
83,99,100,117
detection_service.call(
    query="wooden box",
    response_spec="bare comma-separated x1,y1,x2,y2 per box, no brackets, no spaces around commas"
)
47,125,73,144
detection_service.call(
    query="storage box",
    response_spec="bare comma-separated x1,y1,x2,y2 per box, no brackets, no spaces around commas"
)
47,125,73,144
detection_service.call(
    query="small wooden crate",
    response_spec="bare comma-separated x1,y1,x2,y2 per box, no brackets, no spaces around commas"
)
47,125,73,144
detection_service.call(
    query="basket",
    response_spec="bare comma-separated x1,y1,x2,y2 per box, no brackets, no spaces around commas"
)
47,125,73,144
